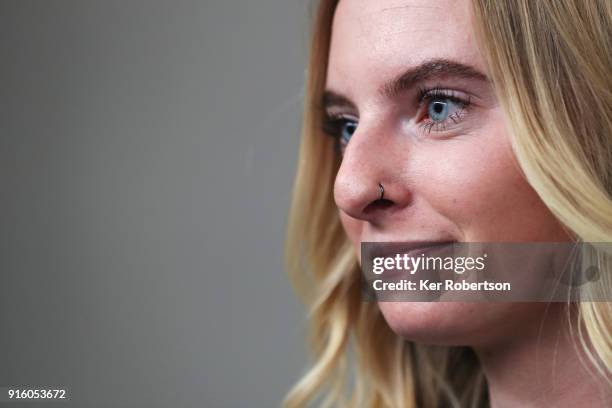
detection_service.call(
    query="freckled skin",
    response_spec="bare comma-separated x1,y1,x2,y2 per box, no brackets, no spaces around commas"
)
328,0,572,346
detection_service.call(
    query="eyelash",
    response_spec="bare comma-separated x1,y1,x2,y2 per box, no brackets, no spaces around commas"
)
416,86,471,134
321,86,472,153
321,113,356,155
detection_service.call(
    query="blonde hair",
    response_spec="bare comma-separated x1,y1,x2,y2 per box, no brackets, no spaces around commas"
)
284,0,612,406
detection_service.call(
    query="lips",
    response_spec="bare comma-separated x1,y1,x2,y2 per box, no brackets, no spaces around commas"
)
359,241,457,302
363,240,457,263
360,240,456,282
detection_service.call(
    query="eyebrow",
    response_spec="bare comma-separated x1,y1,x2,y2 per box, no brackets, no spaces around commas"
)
322,58,488,110
321,90,357,112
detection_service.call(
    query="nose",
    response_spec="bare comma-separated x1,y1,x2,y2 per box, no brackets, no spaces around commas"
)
333,124,412,223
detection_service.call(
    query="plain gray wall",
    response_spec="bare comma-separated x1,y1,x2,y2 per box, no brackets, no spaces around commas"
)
0,1,310,407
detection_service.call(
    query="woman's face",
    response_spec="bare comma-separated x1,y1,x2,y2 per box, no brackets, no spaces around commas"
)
326,0,571,346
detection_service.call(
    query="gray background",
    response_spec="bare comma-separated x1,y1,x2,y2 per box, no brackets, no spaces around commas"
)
0,1,310,407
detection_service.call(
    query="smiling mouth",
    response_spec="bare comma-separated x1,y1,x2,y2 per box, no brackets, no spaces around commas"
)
362,240,457,274
361,240,457,283
364,240,458,261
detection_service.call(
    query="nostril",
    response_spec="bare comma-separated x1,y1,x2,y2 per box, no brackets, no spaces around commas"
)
363,198,394,214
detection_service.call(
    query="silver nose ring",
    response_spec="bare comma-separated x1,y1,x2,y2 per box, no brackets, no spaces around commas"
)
378,182,384,200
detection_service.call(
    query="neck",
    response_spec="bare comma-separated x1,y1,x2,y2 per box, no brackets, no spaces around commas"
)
475,304,611,408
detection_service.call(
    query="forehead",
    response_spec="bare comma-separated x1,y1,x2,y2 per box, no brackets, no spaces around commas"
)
327,0,484,97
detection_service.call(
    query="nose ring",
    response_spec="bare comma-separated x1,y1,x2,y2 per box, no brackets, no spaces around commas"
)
378,182,385,200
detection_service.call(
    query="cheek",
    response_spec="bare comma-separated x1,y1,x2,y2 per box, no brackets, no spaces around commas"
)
339,211,362,249
415,111,567,241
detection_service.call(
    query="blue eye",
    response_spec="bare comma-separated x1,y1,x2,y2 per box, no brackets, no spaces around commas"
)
340,120,357,145
419,90,470,134
322,114,359,155
428,98,454,122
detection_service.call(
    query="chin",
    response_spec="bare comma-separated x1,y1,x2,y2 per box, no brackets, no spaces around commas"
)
376,301,548,347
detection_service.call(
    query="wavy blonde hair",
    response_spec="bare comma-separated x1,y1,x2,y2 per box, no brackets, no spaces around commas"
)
284,0,612,406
